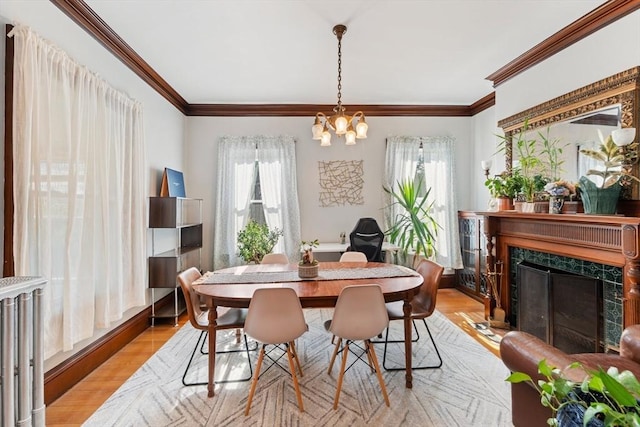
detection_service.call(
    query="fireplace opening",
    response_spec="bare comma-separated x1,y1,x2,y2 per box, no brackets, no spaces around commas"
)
517,261,603,353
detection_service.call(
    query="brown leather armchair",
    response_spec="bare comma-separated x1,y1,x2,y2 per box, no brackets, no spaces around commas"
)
500,325,640,427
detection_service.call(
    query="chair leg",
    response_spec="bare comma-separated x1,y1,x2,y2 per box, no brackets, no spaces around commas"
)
382,318,443,371
184,331,254,386
182,330,207,386
286,342,304,412
289,340,304,377
245,344,266,416
328,337,342,374
333,341,349,410
366,340,390,407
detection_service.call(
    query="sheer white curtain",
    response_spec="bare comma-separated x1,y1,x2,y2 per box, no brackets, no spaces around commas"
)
257,137,302,263
213,137,257,269
10,25,147,358
384,136,463,269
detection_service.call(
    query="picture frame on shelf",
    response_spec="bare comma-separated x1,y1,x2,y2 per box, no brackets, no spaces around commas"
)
160,167,186,197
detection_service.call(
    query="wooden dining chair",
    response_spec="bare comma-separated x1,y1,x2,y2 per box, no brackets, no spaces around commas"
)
177,267,254,386
378,259,444,370
261,253,289,264
244,287,308,415
326,284,390,409
339,251,368,262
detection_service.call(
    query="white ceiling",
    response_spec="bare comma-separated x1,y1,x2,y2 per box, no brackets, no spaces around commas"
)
85,0,606,106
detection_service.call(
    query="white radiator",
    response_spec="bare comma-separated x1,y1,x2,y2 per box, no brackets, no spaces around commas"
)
1,277,46,427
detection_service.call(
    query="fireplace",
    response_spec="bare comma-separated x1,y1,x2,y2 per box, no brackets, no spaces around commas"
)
517,261,603,353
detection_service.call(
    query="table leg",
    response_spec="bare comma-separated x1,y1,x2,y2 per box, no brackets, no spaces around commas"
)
207,302,218,397
403,296,413,388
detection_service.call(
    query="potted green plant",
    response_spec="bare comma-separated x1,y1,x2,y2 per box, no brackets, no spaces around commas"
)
298,239,319,278
507,359,640,426
496,121,568,212
237,220,283,264
579,130,639,214
383,179,439,268
485,171,523,210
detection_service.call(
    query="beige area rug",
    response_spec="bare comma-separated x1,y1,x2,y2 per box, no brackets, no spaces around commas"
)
84,309,512,426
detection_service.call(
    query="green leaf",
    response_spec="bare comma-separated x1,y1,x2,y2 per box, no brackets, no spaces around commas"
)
506,372,532,383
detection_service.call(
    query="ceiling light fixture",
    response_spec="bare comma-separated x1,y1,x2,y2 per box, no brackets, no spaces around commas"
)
311,24,368,147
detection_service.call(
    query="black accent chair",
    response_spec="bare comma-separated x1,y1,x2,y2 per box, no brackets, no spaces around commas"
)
348,218,385,262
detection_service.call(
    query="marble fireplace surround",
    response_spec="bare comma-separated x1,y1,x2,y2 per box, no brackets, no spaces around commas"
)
483,212,640,350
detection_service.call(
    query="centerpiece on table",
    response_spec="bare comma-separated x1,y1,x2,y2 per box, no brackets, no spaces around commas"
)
298,239,319,278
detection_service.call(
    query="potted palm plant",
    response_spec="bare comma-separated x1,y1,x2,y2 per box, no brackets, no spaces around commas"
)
383,179,439,268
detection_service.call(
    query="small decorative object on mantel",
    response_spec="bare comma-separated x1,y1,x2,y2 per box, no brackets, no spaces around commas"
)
579,129,639,215
544,180,574,214
298,239,319,278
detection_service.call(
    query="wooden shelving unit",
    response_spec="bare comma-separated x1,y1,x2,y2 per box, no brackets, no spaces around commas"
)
148,197,202,325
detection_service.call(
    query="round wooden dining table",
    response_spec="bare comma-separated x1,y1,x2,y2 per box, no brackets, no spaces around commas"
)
192,261,423,397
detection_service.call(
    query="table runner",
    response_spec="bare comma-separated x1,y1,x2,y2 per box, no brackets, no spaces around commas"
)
200,265,419,284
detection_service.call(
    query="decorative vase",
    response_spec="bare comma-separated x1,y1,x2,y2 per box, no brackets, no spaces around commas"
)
578,176,621,215
549,196,564,214
298,263,318,279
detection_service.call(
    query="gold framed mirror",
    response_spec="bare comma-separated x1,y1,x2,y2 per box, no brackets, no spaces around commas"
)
498,66,640,198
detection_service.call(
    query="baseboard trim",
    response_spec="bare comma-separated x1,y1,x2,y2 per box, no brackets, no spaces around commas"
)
43,293,173,404
440,273,455,288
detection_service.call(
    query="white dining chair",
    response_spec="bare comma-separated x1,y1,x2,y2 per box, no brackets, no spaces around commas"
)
261,253,289,264
339,251,368,262
326,284,390,409
244,287,308,415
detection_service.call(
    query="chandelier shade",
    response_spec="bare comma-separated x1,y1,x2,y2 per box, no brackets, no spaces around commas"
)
312,24,368,146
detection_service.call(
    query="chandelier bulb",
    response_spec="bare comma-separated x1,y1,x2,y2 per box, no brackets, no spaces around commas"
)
356,116,368,139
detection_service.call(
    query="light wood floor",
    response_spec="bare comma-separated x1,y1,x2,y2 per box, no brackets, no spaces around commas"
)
45,288,504,426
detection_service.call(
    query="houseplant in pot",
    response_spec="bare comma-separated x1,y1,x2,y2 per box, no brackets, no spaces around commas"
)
507,359,640,426
298,239,319,278
485,171,522,211
579,130,639,214
383,179,439,268
237,220,283,264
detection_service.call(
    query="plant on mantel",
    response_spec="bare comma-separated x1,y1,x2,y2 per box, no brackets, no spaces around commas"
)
579,130,640,214
494,120,569,206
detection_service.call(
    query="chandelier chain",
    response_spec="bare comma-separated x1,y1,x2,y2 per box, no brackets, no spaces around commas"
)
336,35,342,110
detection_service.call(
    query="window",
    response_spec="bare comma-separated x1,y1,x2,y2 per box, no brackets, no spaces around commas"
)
384,136,463,270
214,136,301,269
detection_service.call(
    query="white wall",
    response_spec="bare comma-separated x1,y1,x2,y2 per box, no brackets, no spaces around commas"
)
496,11,640,126
471,106,499,211
0,1,186,369
186,115,472,271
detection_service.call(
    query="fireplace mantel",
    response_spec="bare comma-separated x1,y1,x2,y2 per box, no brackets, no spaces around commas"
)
482,212,640,328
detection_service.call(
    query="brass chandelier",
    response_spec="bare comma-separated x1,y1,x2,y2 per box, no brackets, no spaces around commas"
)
311,24,368,146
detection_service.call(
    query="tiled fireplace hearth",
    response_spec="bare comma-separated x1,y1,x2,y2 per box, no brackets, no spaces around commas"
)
483,211,640,352
509,247,623,350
